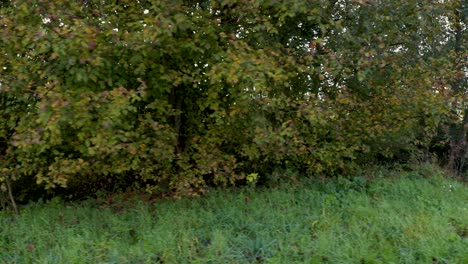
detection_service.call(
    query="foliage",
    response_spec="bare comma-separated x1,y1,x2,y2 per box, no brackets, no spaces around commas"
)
0,0,465,199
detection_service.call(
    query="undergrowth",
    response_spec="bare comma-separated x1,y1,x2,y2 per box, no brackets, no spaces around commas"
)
0,167,467,263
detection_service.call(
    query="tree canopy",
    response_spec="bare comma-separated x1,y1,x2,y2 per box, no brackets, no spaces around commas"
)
0,0,466,200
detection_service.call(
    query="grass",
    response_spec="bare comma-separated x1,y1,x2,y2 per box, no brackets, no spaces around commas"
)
0,167,467,263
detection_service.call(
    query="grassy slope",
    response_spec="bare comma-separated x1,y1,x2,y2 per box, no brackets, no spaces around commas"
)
0,168,467,263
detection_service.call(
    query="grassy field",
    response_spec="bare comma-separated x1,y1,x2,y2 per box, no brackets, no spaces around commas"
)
1,167,467,263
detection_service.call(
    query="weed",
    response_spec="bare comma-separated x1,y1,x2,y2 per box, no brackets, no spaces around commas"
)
0,169,467,263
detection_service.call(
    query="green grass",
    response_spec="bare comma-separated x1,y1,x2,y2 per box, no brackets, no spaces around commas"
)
1,168,467,263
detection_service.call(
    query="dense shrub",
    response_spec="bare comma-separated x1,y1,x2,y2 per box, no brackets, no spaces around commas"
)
0,0,465,201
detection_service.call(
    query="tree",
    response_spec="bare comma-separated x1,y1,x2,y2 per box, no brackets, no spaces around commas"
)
444,1,467,175
0,0,464,202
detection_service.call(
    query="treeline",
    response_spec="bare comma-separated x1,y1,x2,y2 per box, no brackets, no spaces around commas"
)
0,0,466,203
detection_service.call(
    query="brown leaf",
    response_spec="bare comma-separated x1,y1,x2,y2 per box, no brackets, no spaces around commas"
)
88,41,96,51
26,242,35,251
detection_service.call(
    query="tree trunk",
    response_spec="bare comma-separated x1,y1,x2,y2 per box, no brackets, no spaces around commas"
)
448,110,468,175
6,176,18,215
170,85,186,156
